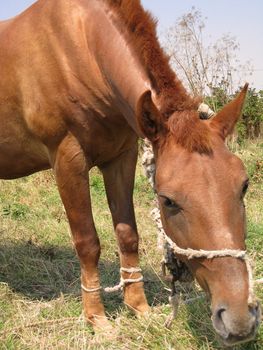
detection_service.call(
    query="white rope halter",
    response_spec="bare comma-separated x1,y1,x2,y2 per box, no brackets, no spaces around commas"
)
141,129,261,326
81,267,143,294
164,234,246,260
150,208,256,305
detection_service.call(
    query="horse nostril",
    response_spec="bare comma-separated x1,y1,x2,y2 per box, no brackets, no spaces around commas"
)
216,307,227,321
249,301,261,320
212,306,229,339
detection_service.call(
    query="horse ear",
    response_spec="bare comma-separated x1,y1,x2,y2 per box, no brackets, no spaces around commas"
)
136,90,162,141
210,83,248,140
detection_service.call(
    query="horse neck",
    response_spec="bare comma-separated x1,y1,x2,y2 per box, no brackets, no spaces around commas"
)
0,19,12,35
87,3,155,134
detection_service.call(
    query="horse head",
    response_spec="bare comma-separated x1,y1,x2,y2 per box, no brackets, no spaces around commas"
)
136,84,261,346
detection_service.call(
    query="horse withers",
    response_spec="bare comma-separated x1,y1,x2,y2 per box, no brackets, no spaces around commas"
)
0,0,260,345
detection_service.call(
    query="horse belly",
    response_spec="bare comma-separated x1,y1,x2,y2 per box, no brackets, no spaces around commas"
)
0,114,50,179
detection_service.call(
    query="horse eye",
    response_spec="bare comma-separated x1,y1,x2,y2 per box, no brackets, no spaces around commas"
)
163,197,181,211
242,179,249,197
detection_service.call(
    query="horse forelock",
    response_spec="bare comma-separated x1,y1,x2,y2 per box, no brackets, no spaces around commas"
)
166,111,213,155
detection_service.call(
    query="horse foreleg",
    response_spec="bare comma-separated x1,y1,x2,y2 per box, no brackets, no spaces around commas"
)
51,134,109,329
100,146,150,315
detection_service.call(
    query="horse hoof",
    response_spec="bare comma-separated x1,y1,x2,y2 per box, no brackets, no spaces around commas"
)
136,307,152,320
125,302,151,317
92,315,112,329
93,318,118,341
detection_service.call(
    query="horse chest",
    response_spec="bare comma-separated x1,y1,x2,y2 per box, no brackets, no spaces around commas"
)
67,112,138,167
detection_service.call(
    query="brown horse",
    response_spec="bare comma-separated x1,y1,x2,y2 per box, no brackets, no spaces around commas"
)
0,0,260,345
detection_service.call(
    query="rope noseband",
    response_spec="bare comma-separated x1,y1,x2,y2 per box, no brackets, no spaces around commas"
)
164,234,246,259
151,208,255,305
151,207,259,327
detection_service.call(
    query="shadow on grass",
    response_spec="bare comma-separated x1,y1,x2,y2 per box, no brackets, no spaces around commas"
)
0,240,169,309
0,240,80,300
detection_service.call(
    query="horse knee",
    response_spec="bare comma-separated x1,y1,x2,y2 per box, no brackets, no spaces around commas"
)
74,235,101,263
116,223,138,253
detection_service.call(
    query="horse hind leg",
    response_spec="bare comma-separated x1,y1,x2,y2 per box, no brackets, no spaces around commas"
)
100,146,150,315
50,134,110,329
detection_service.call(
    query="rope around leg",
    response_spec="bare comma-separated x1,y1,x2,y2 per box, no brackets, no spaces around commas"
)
120,267,142,273
81,267,143,294
81,285,102,293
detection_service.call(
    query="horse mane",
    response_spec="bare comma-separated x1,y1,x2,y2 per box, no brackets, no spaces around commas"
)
104,0,200,115
104,0,211,154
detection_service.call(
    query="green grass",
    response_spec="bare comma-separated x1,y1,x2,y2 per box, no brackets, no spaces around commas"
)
0,140,262,349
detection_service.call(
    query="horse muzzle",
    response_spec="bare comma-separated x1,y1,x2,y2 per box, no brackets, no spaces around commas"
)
212,300,261,346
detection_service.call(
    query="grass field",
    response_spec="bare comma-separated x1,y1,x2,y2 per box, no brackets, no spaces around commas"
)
0,140,262,350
